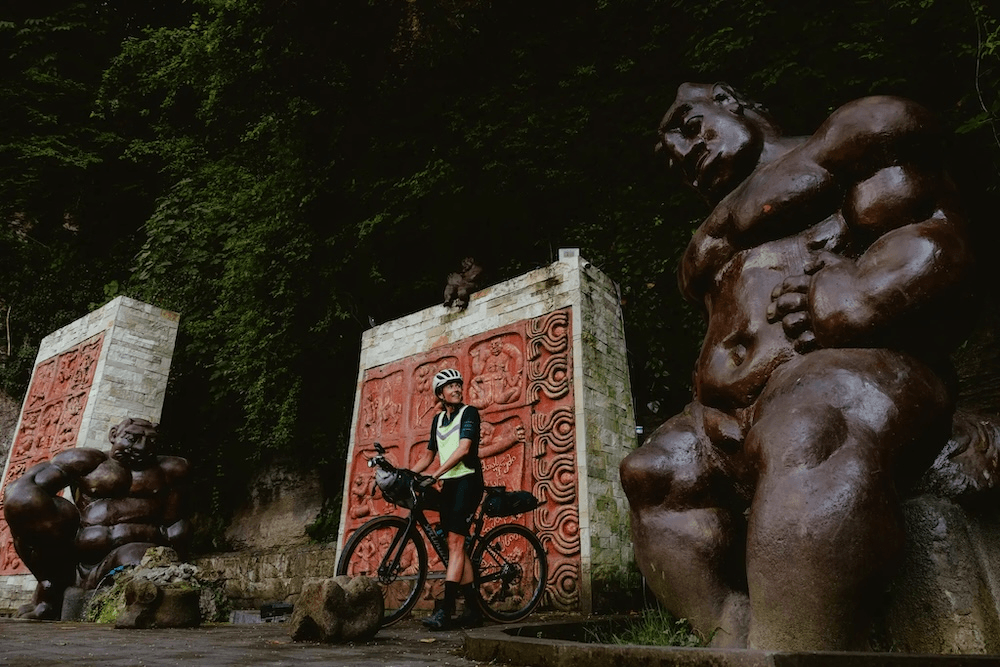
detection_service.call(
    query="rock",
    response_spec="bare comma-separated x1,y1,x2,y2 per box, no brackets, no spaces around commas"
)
115,579,201,629
115,579,161,629
288,576,383,643
152,587,202,628
139,546,181,568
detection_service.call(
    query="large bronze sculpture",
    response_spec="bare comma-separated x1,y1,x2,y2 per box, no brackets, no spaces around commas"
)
621,83,977,650
4,418,190,620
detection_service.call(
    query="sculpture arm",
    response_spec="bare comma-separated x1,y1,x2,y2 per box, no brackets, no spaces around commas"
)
680,145,837,303
807,212,972,348
1,450,103,539
768,164,972,351
768,97,972,351
157,456,191,556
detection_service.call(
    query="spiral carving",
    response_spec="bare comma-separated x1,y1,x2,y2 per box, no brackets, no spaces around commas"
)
527,310,569,361
531,405,575,458
545,560,580,611
527,355,570,402
532,454,577,503
534,504,580,556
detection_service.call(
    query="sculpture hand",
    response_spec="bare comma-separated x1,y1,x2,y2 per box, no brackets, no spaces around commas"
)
767,274,816,353
766,251,845,352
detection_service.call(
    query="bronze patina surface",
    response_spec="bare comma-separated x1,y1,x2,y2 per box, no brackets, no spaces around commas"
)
621,83,977,650
4,418,190,620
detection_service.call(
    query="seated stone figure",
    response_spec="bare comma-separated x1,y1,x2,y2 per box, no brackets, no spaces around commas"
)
621,83,978,650
4,418,190,620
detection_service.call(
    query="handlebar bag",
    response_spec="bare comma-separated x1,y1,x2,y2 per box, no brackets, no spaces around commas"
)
483,489,540,517
375,467,416,509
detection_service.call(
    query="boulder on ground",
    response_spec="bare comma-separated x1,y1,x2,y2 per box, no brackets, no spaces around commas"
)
115,578,201,629
289,576,383,643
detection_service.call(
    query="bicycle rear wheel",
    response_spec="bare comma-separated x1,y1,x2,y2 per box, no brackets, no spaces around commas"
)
472,523,548,622
336,516,428,626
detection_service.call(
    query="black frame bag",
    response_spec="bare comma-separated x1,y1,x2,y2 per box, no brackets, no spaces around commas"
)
483,488,540,518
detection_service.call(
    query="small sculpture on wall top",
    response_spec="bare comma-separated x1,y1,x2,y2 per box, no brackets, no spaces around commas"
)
443,257,483,310
3,417,190,620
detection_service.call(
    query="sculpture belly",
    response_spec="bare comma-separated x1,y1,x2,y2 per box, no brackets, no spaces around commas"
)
79,497,164,527
695,239,811,410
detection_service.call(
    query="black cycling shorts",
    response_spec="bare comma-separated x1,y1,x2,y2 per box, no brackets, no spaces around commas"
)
439,474,484,536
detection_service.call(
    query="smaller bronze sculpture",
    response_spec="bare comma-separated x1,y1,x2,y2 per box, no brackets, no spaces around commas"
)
443,257,483,309
4,418,190,620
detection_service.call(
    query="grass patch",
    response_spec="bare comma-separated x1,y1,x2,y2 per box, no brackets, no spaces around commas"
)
585,608,705,647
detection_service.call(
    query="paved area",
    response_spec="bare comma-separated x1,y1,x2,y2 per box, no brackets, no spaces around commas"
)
6,616,995,667
0,617,507,667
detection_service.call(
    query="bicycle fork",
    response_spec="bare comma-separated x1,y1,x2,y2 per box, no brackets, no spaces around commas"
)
379,519,420,585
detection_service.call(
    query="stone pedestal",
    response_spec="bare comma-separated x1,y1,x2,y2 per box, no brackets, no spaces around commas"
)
337,249,636,615
0,296,179,611
879,496,1000,653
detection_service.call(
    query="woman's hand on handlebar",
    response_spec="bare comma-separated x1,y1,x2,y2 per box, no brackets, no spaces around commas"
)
415,473,437,490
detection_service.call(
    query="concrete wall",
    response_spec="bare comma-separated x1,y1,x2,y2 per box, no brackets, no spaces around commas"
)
193,545,339,609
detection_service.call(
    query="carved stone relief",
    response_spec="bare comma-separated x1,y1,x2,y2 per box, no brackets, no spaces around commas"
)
344,308,579,611
359,371,404,440
468,335,524,409
0,333,105,575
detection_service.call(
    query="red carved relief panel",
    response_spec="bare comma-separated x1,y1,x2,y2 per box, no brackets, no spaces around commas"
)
0,333,105,575
342,308,580,611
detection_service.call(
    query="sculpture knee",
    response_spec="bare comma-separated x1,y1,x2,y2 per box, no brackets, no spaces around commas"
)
4,481,80,545
621,407,730,509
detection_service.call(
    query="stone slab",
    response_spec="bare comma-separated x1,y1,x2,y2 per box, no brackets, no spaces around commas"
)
339,250,636,615
0,617,474,667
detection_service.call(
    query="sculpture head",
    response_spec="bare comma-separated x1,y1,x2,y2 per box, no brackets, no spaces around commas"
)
656,82,779,202
108,418,159,470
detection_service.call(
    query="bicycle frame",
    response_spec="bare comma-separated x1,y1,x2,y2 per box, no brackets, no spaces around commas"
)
387,492,478,570
345,442,547,625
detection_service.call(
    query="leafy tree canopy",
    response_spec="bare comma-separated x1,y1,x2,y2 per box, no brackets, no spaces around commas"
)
1,0,997,548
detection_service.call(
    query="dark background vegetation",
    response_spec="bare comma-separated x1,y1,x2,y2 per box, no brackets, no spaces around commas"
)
2,0,998,550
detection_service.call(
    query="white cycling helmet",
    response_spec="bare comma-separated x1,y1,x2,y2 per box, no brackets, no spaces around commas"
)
432,368,463,394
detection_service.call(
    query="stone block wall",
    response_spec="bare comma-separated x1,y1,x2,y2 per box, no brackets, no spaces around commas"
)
194,545,339,609
575,265,637,606
0,296,178,611
338,249,636,615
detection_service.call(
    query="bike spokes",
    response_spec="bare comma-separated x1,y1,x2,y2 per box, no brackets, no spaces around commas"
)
473,524,547,622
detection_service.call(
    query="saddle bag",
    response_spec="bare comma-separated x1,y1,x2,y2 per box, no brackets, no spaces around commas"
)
483,488,540,518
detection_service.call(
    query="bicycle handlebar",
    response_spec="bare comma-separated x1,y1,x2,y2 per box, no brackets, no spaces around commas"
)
367,442,394,471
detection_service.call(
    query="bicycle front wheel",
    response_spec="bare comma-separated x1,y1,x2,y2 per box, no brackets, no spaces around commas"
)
336,515,428,626
472,523,548,622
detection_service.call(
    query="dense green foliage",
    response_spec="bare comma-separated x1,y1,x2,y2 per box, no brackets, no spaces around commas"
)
2,0,998,549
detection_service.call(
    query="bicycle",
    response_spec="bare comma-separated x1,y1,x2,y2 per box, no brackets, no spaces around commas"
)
336,442,548,626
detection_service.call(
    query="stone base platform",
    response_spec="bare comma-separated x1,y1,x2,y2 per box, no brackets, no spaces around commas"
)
464,620,1000,667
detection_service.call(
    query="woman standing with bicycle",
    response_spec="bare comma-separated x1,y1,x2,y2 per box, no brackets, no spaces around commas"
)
411,368,484,630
